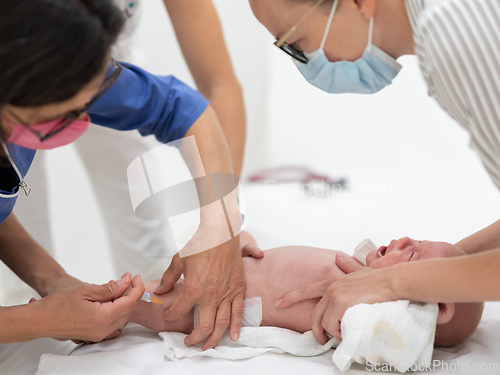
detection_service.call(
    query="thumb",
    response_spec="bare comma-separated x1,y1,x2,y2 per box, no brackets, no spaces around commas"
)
86,273,132,302
336,254,365,274
154,254,183,295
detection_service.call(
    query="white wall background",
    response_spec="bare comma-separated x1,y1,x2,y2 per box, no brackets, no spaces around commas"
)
2,0,500,299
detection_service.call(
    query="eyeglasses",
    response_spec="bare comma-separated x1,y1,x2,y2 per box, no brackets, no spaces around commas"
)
274,0,326,64
7,59,122,142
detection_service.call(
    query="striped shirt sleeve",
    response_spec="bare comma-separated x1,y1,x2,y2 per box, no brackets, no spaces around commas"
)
413,0,500,189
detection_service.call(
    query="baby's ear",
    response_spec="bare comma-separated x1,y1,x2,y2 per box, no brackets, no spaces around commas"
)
436,302,455,324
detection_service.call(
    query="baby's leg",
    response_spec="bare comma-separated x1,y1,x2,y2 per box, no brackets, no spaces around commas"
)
129,280,194,334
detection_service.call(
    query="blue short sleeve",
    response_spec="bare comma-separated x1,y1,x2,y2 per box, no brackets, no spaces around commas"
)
88,62,209,144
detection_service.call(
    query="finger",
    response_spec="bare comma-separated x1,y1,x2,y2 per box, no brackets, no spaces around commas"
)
154,254,183,295
311,297,330,345
331,316,343,342
319,297,343,341
241,244,264,258
109,275,145,315
29,297,37,304
326,307,343,342
276,279,332,308
203,299,232,350
163,283,199,322
85,273,132,302
229,293,244,341
184,303,217,347
336,253,365,274
97,314,132,343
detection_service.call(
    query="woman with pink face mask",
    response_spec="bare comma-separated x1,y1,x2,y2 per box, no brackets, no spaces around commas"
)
0,0,250,351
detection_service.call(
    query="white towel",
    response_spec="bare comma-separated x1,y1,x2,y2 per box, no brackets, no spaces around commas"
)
161,327,339,361
332,300,439,373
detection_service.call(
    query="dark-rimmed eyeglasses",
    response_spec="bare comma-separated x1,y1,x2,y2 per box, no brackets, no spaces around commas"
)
274,0,326,64
7,59,122,142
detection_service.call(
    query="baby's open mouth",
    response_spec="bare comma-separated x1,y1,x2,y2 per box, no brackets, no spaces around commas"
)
377,246,387,257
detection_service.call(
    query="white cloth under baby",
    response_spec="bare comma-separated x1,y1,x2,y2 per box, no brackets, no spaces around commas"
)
164,296,339,360
161,327,339,361
333,300,439,373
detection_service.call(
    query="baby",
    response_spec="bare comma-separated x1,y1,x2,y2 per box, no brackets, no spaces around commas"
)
130,233,484,347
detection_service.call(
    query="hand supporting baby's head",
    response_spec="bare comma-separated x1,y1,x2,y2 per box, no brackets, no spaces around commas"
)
365,237,484,347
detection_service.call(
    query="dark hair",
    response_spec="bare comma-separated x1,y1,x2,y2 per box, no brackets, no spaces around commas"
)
0,0,124,146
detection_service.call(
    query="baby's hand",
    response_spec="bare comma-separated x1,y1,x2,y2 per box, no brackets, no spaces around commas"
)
240,231,264,258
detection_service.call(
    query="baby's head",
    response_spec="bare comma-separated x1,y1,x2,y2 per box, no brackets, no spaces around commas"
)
365,238,484,347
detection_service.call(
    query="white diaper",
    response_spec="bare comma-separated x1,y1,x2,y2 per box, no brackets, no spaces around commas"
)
193,297,263,328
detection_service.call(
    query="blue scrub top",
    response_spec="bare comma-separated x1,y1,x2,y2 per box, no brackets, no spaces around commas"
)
0,62,209,224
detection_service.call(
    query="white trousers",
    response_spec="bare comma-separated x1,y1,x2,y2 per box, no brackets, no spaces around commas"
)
0,125,174,306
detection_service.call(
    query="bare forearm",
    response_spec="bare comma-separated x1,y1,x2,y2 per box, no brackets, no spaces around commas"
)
0,304,45,343
455,219,500,254
208,84,246,178
390,248,500,302
184,106,233,176
0,213,67,297
182,107,240,250
163,0,246,177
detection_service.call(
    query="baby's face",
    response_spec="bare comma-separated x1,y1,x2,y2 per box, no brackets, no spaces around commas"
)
366,237,465,268
365,237,483,347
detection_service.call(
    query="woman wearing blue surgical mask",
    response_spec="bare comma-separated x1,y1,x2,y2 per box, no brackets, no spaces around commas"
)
250,0,500,344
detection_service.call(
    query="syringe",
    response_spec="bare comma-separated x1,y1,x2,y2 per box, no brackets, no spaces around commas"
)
141,292,163,304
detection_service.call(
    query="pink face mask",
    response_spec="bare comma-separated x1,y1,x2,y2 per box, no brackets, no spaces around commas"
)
5,113,90,150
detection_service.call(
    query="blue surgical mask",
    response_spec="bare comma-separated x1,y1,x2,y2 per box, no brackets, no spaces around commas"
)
295,0,402,94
